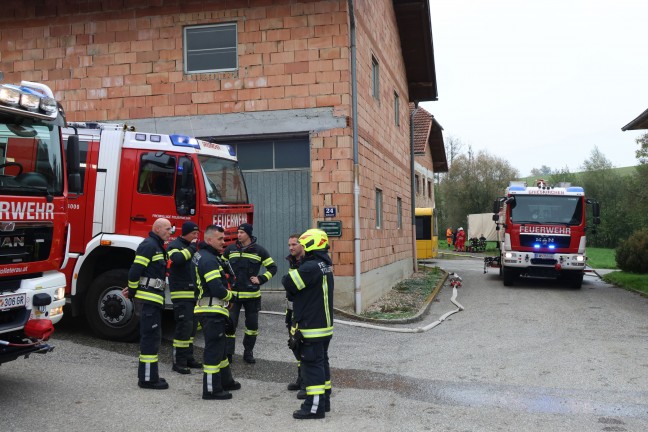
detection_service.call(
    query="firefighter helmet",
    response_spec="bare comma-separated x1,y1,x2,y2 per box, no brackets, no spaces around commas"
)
299,229,329,252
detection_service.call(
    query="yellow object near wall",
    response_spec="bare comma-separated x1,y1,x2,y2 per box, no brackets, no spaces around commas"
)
415,208,438,259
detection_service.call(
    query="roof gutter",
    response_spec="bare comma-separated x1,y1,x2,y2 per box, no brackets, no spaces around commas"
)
410,102,419,273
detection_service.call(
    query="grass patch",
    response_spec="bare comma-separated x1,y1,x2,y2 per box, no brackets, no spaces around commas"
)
361,267,443,320
587,247,617,269
602,271,648,296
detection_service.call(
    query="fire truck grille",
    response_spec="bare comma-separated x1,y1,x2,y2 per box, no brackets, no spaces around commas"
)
0,225,52,265
519,235,571,249
530,258,558,266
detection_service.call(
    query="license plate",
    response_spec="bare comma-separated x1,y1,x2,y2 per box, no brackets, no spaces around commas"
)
535,253,553,259
0,292,26,310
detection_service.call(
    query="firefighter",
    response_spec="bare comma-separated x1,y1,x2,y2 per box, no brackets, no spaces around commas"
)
223,223,277,364
455,227,466,252
285,233,306,399
125,218,173,390
167,221,203,374
192,224,241,400
446,227,453,248
282,229,334,420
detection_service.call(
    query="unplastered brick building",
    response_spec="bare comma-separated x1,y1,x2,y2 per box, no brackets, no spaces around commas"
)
0,0,441,312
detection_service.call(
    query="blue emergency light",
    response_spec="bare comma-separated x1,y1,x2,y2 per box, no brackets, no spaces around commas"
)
170,134,201,149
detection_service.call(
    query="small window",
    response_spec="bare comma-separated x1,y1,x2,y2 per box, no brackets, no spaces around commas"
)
376,188,383,229
371,55,380,100
397,197,402,229
415,174,420,194
138,152,176,196
184,23,237,74
427,180,432,198
394,91,400,126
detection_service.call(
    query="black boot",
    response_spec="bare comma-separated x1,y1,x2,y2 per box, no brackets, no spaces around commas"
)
138,377,169,390
202,390,232,400
187,359,203,368
287,369,302,390
296,389,307,399
220,365,241,391
172,363,191,374
243,350,256,364
293,409,324,420
223,380,242,391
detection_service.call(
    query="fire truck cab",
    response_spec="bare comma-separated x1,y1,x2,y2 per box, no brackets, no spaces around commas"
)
0,74,80,364
62,123,253,341
490,180,600,288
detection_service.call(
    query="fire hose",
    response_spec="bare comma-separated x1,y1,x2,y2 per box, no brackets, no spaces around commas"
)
260,273,464,333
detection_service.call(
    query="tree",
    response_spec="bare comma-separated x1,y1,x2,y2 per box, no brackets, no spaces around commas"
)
443,136,464,166
635,132,648,163
438,146,519,231
530,165,552,178
579,147,630,248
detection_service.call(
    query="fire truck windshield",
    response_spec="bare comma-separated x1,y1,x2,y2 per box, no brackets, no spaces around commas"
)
197,155,248,204
0,120,63,196
510,195,583,225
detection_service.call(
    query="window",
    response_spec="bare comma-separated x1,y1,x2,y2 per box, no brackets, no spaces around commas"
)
427,180,432,198
184,23,237,74
394,91,400,126
415,174,420,194
371,55,380,100
212,137,310,171
397,197,402,229
138,152,176,196
376,188,383,229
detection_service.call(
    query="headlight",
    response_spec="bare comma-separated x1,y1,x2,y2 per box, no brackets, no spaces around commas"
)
575,255,585,262
20,93,41,110
505,252,513,259
40,96,57,113
54,287,65,301
0,86,21,106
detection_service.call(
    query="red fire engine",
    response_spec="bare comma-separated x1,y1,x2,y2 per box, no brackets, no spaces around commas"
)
61,123,253,341
486,180,600,288
0,74,81,364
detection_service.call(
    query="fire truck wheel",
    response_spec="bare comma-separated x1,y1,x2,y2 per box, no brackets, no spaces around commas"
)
85,269,139,342
564,271,583,289
502,266,516,286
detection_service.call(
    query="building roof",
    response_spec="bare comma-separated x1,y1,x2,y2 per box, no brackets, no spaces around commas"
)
411,104,448,172
393,0,438,102
621,108,648,131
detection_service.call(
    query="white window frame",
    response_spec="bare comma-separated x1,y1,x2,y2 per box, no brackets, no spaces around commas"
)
184,23,238,74
371,55,380,100
376,188,383,229
397,197,402,229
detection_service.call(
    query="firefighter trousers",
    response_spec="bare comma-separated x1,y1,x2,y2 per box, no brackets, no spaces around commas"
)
172,300,198,366
201,314,236,395
138,302,163,383
299,338,331,414
227,298,260,355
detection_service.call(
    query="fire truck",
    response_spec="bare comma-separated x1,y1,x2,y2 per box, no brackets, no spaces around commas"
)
0,74,81,364
486,180,600,288
61,123,253,341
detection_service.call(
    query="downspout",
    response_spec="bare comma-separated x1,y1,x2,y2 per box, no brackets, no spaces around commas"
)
348,0,362,314
411,103,419,273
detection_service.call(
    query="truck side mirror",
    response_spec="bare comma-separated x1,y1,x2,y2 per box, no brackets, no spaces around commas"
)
66,135,82,193
592,202,600,220
492,214,499,222
492,199,500,214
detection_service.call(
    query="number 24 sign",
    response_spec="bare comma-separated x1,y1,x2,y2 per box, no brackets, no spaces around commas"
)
324,207,336,218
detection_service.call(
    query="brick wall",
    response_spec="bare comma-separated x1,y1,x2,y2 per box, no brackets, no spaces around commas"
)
0,0,415,288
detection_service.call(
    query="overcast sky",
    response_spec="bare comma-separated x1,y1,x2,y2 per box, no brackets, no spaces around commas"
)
421,0,648,177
